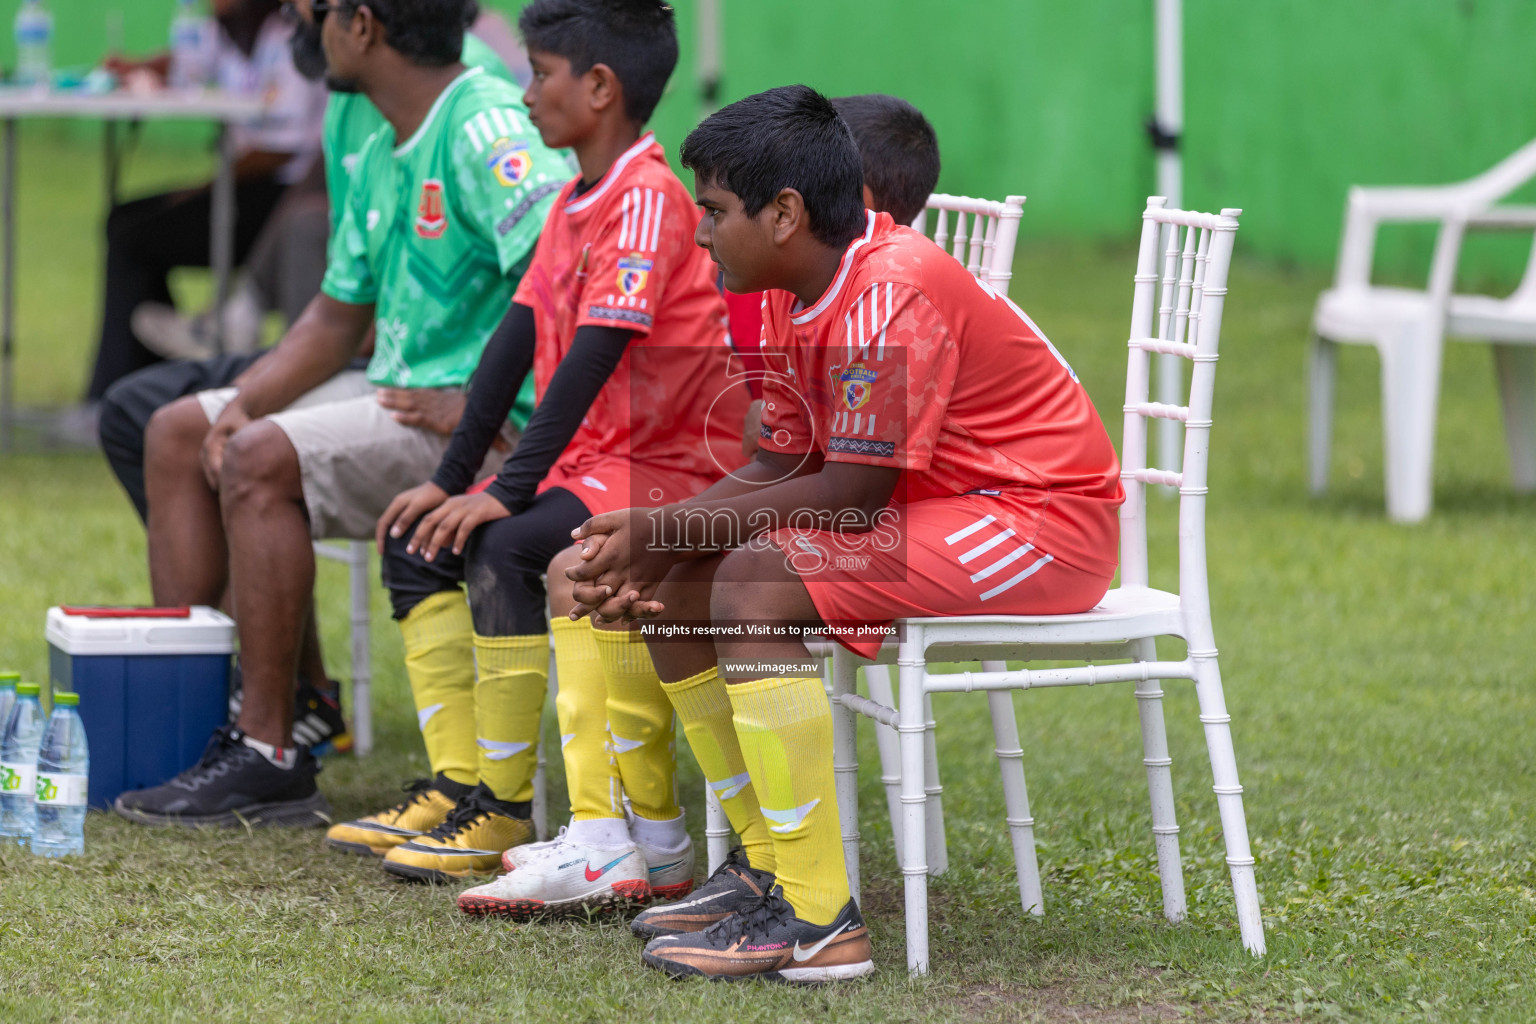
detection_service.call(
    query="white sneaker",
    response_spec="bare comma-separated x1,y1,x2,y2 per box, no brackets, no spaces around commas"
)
636,837,695,901
500,827,568,873
458,835,651,920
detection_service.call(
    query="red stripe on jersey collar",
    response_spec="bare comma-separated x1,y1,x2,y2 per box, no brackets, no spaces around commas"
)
564,132,659,214
789,211,877,325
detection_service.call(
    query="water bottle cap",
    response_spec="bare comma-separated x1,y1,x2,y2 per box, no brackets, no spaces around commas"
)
15,682,40,696
0,671,18,686
53,691,78,706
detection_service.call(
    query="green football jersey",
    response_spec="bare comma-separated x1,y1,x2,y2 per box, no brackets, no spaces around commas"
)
322,67,566,415
322,33,515,237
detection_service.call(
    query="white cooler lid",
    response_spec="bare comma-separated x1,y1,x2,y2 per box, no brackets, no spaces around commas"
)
46,605,236,656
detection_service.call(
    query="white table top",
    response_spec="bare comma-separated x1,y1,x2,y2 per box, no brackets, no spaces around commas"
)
0,88,264,121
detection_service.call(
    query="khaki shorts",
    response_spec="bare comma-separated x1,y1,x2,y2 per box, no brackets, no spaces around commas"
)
197,371,514,540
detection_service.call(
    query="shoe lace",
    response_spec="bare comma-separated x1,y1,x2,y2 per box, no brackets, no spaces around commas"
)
421,788,499,841
177,727,250,786
701,887,794,943
698,845,752,887
383,778,435,816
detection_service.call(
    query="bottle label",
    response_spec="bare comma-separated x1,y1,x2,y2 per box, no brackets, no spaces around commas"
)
0,761,37,797
36,772,87,806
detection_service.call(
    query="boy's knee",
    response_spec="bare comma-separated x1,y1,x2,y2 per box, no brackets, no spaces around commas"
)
710,541,784,621
545,544,583,615
381,531,461,621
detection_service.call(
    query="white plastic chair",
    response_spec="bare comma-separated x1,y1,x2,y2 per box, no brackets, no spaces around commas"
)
313,540,373,756
830,199,1262,974
1309,138,1536,522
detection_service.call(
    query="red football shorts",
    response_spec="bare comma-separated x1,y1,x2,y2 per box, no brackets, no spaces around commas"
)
767,491,1115,659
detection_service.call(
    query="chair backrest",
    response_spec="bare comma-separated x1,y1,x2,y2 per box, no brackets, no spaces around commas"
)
1118,199,1242,615
911,193,1026,298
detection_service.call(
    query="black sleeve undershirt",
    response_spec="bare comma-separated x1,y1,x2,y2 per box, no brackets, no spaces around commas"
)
430,302,537,497
431,301,633,513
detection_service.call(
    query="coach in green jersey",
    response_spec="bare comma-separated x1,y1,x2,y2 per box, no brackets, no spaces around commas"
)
115,0,568,829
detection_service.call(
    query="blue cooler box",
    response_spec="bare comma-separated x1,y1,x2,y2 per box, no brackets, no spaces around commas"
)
46,606,234,809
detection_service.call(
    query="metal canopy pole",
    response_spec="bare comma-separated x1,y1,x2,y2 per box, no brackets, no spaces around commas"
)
1152,0,1184,479
697,0,722,118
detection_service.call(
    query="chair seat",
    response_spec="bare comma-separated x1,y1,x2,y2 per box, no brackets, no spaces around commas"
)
909,586,1186,651
1313,286,1433,343
813,588,1186,664
1448,292,1536,343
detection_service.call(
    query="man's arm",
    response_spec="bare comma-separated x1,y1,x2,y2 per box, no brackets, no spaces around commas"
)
224,294,372,419
200,294,371,487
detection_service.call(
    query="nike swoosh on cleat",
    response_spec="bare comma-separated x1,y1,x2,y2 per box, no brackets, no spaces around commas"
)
761,798,820,834
647,860,684,874
584,853,632,881
792,922,849,962
710,771,751,800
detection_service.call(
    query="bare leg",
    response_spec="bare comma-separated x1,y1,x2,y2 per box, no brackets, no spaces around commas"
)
549,545,632,637
298,608,330,688
640,553,728,683
219,420,314,747
144,396,228,606
709,539,823,680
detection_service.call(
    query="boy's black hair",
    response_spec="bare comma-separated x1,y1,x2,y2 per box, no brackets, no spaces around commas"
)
518,0,678,124
341,0,468,66
832,94,941,227
681,85,867,249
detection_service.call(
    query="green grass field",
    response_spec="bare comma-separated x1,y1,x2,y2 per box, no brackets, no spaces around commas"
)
2,130,1535,1022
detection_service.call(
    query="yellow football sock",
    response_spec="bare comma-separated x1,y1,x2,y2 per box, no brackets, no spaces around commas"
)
471,632,549,805
398,591,477,786
729,675,849,926
662,666,775,873
550,617,621,821
595,627,679,822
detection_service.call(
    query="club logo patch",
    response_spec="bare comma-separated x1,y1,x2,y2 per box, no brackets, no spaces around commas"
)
839,362,876,411
415,179,447,239
487,137,532,187
616,253,653,296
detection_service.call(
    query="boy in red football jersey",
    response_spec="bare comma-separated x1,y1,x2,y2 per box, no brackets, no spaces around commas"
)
356,0,747,906
567,85,1123,983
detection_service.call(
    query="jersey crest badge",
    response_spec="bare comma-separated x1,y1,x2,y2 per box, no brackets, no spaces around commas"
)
415,179,447,239
616,253,654,296
839,362,876,411
487,137,533,187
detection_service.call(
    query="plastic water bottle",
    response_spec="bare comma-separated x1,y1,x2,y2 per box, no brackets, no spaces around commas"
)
12,0,53,90
0,672,18,739
0,682,44,844
31,691,88,858
168,0,214,91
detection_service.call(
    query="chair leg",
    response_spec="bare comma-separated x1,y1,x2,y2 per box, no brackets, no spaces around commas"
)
1132,638,1186,923
1308,333,1336,495
830,647,861,905
533,653,556,841
981,662,1042,918
1191,651,1265,955
1493,343,1536,492
898,630,930,974
1380,326,1443,522
865,664,906,869
921,692,948,876
347,542,373,758
704,786,730,873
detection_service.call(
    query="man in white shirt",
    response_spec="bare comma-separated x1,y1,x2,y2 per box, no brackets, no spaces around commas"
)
83,0,326,405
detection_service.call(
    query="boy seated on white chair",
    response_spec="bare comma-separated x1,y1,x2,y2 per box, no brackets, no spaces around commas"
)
564,84,1125,984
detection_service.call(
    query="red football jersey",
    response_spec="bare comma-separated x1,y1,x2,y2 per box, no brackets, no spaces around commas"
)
513,133,746,500
758,211,1123,575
